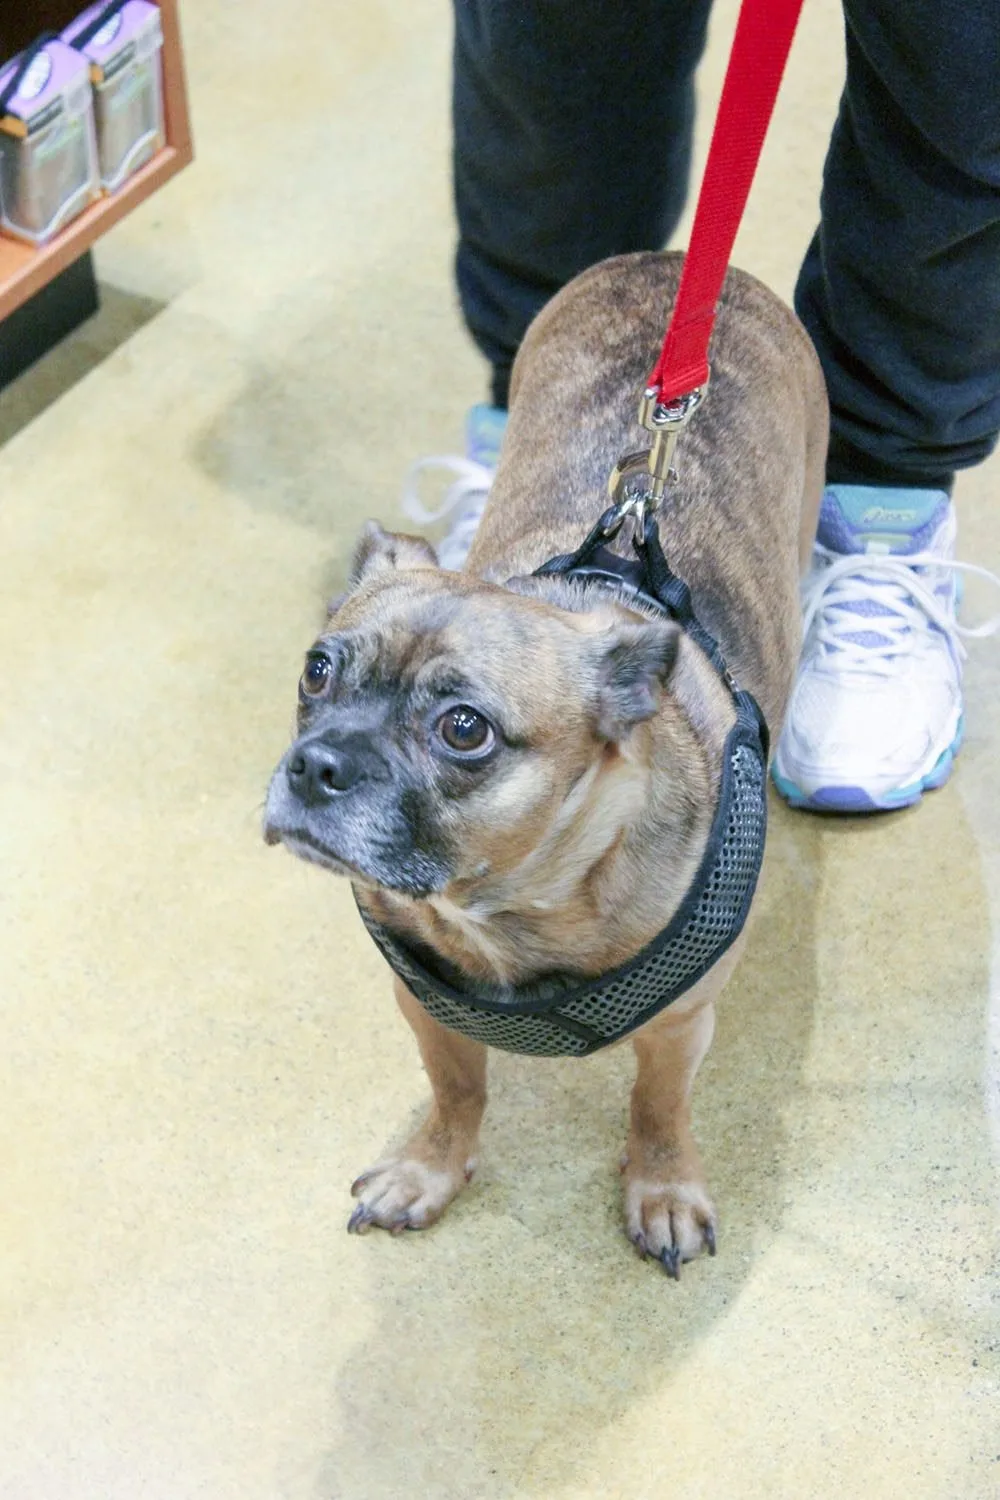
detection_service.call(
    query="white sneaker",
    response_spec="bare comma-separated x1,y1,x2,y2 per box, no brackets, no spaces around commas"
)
773,485,1000,812
401,404,508,570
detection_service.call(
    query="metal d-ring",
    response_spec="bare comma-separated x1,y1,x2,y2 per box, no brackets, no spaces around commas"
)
605,448,657,538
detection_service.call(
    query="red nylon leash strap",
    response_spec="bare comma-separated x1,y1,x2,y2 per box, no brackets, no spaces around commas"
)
646,0,806,409
607,0,806,515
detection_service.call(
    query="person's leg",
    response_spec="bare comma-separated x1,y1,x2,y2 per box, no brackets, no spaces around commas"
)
410,0,713,571
453,0,714,408
795,0,1000,490
777,0,1000,812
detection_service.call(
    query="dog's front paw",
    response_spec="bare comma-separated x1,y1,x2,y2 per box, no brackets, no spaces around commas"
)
347,1153,476,1235
622,1160,717,1279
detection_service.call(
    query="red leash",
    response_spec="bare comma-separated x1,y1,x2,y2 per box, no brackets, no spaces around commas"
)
650,0,807,405
610,0,806,511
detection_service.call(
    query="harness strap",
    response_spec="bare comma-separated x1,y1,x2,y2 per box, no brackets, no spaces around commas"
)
357,710,767,1058
534,512,770,760
354,517,770,1059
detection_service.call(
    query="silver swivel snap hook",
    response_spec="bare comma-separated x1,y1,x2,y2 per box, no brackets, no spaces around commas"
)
606,382,707,541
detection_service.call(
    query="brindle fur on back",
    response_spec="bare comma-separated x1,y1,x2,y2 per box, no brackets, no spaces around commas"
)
470,251,828,733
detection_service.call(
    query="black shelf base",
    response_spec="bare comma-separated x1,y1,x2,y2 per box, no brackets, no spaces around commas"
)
0,251,99,390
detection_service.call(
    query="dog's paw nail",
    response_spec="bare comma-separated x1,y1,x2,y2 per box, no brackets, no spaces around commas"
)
347,1204,373,1234
659,1245,682,1281
389,1216,410,1236
630,1232,648,1260
350,1173,373,1198
704,1222,717,1257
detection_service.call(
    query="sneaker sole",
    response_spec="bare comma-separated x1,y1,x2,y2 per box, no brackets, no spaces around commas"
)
771,716,964,814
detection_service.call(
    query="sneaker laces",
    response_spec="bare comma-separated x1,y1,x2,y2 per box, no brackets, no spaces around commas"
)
401,455,494,569
804,544,1000,677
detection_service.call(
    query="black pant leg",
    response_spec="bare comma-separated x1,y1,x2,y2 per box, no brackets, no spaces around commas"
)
795,0,1000,490
452,0,713,406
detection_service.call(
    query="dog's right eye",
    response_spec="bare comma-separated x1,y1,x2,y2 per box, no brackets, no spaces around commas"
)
300,653,334,697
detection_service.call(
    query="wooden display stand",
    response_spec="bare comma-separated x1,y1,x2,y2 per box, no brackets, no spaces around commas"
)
0,0,191,331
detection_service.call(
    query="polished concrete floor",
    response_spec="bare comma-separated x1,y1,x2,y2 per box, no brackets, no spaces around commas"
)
2,3,999,1497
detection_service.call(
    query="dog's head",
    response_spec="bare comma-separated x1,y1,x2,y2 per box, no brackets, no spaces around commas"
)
263,522,680,899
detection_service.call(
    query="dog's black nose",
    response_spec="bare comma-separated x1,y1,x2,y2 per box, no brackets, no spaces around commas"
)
287,740,364,803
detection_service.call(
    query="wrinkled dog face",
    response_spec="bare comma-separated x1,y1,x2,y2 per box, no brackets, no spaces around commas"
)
264,523,679,898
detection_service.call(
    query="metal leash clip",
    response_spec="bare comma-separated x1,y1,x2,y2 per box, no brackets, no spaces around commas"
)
606,382,707,540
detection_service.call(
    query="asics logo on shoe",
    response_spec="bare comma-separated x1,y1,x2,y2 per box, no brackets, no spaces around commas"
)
861,506,919,525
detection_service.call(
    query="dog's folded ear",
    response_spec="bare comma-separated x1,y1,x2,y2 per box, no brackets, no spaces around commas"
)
592,617,681,740
350,520,439,587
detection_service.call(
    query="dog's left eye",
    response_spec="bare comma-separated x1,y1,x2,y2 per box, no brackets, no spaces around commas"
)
300,652,334,697
436,705,495,756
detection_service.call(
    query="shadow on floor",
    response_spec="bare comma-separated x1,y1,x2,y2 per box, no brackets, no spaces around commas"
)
316,802,825,1499
0,283,165,448
189,265,474,559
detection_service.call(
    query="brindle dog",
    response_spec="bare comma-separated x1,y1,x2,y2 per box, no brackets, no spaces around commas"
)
264,251,828,1273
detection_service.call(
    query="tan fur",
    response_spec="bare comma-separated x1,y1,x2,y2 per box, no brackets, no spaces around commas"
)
268,251,829,1269
360,618,723,987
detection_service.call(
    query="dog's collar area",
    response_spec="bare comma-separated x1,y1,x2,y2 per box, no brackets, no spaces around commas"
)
355,517,770,1058
535,507,768,748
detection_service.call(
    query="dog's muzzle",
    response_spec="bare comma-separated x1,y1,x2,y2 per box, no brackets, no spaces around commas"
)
354,511,770,1059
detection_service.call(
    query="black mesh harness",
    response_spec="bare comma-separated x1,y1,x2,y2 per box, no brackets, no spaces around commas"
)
357,510,769,1057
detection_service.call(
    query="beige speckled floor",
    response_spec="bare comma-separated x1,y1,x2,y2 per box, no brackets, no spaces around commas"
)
2,3,999,1497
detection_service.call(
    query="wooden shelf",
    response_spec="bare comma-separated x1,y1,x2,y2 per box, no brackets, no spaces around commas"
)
0,0,192,324
0,143,188,321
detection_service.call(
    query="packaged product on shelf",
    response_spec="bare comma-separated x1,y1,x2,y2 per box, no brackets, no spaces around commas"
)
0,37,100,245
64,2,164,193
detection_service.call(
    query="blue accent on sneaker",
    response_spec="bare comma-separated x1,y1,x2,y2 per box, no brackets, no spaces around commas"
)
771,716,965,813
882,715,965,802
814,484,958,655
819,485,950,557
813,785,878,812
466,404,508,470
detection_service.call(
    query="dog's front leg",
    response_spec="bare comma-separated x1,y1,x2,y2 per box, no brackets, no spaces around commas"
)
623,988,719,1278
348,977,487,1235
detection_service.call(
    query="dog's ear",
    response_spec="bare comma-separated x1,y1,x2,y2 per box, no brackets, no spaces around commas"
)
350,519,439,587
591,618,681,740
